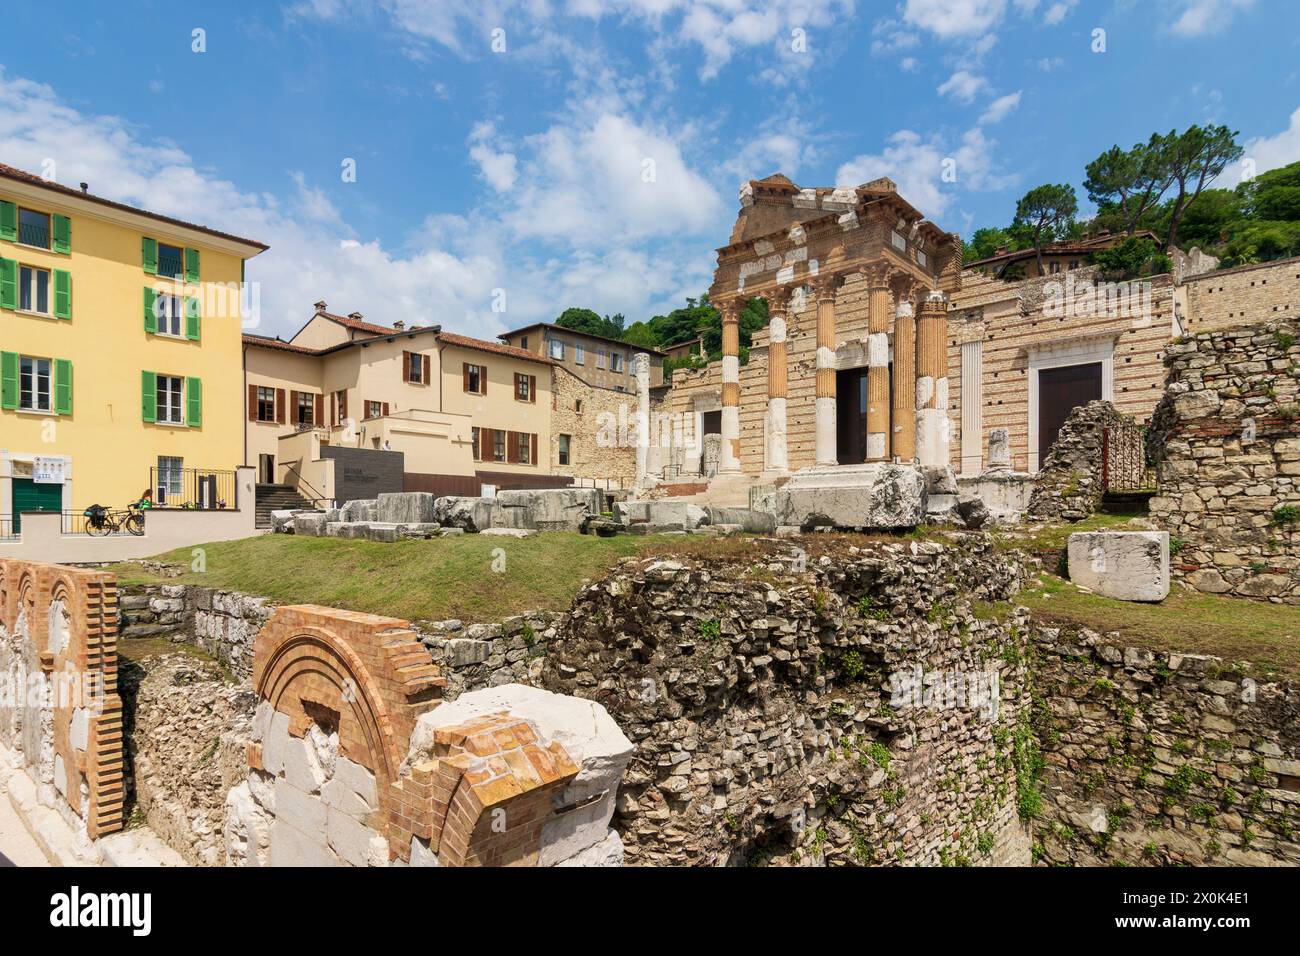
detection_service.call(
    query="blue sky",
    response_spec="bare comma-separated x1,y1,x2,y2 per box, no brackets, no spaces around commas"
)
0,0,1296,340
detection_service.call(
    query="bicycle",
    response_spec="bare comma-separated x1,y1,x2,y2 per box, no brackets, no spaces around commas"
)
83,503,146,537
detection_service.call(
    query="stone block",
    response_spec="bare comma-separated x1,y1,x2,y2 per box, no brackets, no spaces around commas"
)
480,527,537,538
755,463,927,529
703,507,777,534
365,523,402,543
273,778,327,833
1067,531,1170,602
619,500,707,530
434,496,495,533
292,512,329,537
325,807,389,867
262,709,291,776
339,498,377,523
376,492,438,524
492,488,604,532
269,818,339,868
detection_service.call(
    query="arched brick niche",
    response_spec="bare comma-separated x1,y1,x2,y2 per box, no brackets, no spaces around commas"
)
233,605,632,867
0,559,123,839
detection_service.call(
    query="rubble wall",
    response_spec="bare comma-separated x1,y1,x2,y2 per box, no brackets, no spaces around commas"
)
1148,319,1300,602
1032,625,1300,866
538,537,1036,866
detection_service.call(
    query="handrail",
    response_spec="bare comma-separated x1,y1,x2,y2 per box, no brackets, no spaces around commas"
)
282,461,330,506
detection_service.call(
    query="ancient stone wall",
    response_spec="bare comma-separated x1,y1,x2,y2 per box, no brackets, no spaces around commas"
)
1027,400,1139,521
1179,255,1300,336
538,537,1035,866
123,654,256,865
550,364,638,485
1148,319,1300,602
1032,624,1300,866
0,559,124,841
120,583,273,680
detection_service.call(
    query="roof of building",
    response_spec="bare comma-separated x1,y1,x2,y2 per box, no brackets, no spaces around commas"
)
0,162,269,252
242,334,327,355
498,321,667,356
964,231,1162,272
438,331,556,365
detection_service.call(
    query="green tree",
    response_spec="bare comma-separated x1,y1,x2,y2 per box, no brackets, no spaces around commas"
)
1084,137,1175,235
1014,183,1079,274
1172,187,1243,249
554,307,625,340
963,225,1033,262
1158,124,1243,251
1090,235,1170,279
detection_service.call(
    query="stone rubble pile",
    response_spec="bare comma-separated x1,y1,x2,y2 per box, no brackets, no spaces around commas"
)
1027,400,1136,522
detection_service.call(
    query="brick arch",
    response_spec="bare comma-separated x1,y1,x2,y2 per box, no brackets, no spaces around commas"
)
255,624,402,785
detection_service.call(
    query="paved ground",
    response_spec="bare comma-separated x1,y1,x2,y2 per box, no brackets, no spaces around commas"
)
0,792,48,867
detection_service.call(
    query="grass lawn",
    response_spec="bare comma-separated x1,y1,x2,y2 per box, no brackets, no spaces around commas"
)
108,532,763,625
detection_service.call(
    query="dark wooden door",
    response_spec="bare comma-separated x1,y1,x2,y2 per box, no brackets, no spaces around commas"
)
836,369,869,465
1038,362,1102,463
701,410,722,436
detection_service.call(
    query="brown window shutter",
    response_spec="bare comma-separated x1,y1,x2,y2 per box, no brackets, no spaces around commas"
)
248,384,257,421
401,351,410,383
289,390,298,422
529,375,536,402
422,358,430,385
382,402,390,416
530,433,538,465
480,366,486,395
275,388,286,424
463,363,470,392
507,431,518,464
315,393,324,425
341,392,348,421
330,393,336,426
482,427,493,461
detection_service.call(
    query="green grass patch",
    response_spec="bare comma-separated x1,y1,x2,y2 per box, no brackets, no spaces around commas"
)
1021,573,1300,679
109,533,764,624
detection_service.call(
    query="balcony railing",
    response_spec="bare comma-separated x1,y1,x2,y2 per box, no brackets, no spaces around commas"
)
18,220,49,248
149,468,239,510
156,248,184,279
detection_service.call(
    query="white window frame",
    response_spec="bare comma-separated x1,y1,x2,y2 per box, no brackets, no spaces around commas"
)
18,356,52,412
157,456,184,500
155,292,184,337
548,338,565,360
574,343,585,365
19,265,51,315
610,352,624,373
156,374,184,425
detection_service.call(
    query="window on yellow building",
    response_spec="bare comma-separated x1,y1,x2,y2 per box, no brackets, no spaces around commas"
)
19,265,49,314
155,293,184,337
157,243,185,279
17,208,50,249
493,430,506,462
157,375,184,424
19,356,51,411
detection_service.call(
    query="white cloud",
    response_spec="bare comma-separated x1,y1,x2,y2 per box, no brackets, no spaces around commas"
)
468,122,519,193
1218,105,1300,188
902,0,1008,39
834,124,1015,221
1042,1,1077,25
937,69,989,103
506,112,723,243
978,90,1022,124
1168,0,1255,37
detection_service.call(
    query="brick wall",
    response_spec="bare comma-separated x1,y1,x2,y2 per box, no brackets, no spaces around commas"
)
1179,255,1300,335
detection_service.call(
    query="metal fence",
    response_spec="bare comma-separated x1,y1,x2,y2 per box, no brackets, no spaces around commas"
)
148,467,239,510
0,516,16,540
1101,422,1150,492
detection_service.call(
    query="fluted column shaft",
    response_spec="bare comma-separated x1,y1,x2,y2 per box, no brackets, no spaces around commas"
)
916,290,951,468
766,290,790,474
813,276,842,467
864,267,893,461
719,298,743,474
892,291,918,462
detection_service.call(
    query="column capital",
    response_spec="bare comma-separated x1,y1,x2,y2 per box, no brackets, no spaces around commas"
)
766,286,795,314
716,296,744,322
920,288,949,315
809,271,845,302
891,273,923,306
858,262,896,291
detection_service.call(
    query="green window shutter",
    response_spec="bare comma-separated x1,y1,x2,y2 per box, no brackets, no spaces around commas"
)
142,236,158,275
1,351,17,409
54,269,72,319
0,201,15,242
52,214,71,254
141,370,157,423
185,248,200,283
143,287,157,333
0,258,15,310
54,359,72,415
186,376,202,427
185,296,201,340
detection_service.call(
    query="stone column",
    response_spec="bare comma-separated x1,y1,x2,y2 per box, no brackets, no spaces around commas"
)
916,289,951,468
891,284,918,463
765,288,791,475
633,352,652,486
684,409,704,476
812,275,842,467
864,265,894,462
718,299,743,475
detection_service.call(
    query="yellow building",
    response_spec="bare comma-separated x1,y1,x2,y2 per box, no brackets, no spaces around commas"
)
0,163,267,530
243,304,559,500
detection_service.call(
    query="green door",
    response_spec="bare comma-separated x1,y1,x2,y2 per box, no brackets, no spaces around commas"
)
12,478,63,532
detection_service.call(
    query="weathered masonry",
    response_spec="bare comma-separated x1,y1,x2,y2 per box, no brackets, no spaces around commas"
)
666,175,963,478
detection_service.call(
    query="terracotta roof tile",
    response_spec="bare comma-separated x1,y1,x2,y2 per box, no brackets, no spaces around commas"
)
242,334,326,355
437,331,555,366
0,162,268,251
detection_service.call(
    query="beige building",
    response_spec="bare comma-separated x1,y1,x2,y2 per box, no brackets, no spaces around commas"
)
243,305,560,498
500,322,666,390
964,231,1163,280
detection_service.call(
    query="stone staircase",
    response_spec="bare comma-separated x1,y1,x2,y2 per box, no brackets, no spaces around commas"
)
254,484,313,529
648,474,759,508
